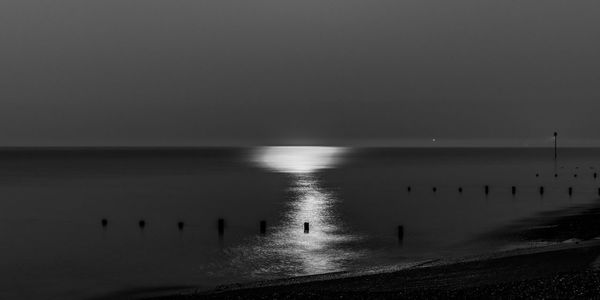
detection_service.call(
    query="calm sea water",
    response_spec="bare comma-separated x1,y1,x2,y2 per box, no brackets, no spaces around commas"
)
1,147,599,299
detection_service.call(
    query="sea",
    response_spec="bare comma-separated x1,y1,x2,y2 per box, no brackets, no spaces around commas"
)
0,147,599,299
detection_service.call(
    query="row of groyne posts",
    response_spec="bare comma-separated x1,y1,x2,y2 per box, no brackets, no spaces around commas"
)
95,132,585,244
99,175,597,243
99,217,406,242
408,182,600,197
98,218,326,238
98,183,598,244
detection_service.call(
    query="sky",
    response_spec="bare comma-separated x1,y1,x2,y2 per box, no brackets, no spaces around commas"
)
1,1,600,147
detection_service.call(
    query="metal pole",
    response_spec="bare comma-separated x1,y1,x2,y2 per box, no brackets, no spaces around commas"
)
554,132,557,160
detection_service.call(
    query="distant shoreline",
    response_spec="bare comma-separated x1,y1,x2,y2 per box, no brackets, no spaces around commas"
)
0,146,600,150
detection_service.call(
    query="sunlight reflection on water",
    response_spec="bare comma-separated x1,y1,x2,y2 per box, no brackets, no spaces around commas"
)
249,146,362,276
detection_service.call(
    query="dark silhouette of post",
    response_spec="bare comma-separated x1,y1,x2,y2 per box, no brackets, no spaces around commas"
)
304,222,309,233
407,186,411,192
539,186,544,195
260,220,266,234
218,218,225,236
568,187,573,196
177,221,184,231
138,219,146,230
397,225,404,242
554,132,558,160
484,185,489,195
595,172,598,179
458,187,463,193
433,187,437,192
511,186,516,195
101,218,108,228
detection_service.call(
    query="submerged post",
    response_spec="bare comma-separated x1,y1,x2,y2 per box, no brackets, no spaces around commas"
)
138,219,146,230
398,225,404,242
511,186,516,195
218,218,225,236
568,187,573,196
177,221,184,231
101,218,108,228
433,187,437,193
539,186,544,195
458,187,463,193
484,185,489,195
304,222,309,233
260,220,266,234
407,186,411,192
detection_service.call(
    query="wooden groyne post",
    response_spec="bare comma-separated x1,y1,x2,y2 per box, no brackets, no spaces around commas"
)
218,218,225,236
398,225,404,242
260,220,267,234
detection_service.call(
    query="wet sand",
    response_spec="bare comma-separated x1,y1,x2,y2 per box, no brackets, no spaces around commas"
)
146,202,600,300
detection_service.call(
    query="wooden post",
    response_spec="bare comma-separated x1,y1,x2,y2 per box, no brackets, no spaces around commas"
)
458,187,463,193
511,186,516,195
304,222,309,233
539,186,544,195
484,185,489,195
101,218,108,228
177,221,184,231
568,187,573,196
433,187,437,192
398,225,404,241
260,220,266,234
407,186,411,192
138,219,146,229
218,218,225,236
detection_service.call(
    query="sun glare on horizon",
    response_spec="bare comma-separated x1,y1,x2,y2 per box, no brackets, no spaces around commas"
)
253,146,347,173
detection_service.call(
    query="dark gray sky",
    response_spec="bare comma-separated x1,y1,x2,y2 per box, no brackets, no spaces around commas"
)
1,1,600,146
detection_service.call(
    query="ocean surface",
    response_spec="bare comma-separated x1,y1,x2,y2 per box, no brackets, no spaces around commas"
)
1,147,599,299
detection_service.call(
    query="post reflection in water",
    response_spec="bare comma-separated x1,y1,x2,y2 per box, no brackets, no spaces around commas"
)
251,146,362,276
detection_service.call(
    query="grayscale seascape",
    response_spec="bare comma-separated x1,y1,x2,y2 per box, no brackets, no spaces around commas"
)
1,147,598,299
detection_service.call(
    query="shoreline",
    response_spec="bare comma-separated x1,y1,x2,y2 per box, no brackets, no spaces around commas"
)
145,239,600,299
141,201,600,299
